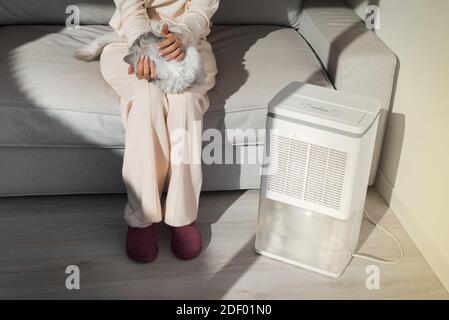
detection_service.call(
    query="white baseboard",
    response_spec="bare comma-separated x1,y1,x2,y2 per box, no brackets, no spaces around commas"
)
376,169,449,293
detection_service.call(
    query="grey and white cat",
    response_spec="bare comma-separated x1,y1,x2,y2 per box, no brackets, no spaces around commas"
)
76,22,203,94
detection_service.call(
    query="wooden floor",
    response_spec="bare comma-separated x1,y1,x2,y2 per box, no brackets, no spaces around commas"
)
0,188,447,300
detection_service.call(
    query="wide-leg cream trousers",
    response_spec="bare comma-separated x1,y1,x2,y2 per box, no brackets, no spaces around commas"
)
100,39,217,228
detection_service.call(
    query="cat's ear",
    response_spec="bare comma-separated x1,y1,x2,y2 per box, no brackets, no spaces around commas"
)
123,53,138,66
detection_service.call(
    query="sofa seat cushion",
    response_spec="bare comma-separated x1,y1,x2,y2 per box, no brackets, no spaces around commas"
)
0,24,332,148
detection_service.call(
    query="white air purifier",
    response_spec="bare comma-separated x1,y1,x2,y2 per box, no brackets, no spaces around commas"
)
255,82,381,278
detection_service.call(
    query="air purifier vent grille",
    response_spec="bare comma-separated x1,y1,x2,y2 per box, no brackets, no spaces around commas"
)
285,139,308,199
304,145,329,204
266,134,348,210
266,136,290,194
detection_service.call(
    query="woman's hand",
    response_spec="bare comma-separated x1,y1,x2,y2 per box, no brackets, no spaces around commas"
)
128,57,157,81
158,23,185,62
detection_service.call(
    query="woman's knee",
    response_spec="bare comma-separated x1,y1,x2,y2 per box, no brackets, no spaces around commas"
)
169,90,209,116
100,43,129,82
131,81,167,115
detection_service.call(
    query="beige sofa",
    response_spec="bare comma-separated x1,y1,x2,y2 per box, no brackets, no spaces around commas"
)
0,0,397,196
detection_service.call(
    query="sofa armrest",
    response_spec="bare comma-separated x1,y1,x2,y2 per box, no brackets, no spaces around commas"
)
298,0,398,185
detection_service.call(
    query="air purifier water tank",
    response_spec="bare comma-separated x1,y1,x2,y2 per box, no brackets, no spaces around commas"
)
255,82,381,278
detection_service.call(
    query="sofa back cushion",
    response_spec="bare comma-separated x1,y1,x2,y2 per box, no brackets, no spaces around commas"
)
0,0,303,27
0,0,115,25
213,0,303,28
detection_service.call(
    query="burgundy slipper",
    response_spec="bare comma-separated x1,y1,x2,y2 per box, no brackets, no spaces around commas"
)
126,224,159,263
171,221,203,260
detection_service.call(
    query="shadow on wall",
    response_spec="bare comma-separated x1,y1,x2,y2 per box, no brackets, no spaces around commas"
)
377,53,405,203
377,113,406,202
344,0,406,202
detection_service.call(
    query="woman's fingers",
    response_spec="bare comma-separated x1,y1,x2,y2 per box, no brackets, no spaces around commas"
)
160,23,170,38
175,52,185,62
133,57,153,81
130,57,156,81
159,32,185,60
143,57,150,80
158,33,176,50
166,47,183,61
150,60,157,80
160,41,184,58
136,57,144,79
159,40,178,56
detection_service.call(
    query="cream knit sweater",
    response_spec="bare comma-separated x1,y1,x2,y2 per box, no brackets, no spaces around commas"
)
110,0,220,47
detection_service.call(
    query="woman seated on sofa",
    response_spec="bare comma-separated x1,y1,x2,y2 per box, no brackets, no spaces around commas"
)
100,0,219,263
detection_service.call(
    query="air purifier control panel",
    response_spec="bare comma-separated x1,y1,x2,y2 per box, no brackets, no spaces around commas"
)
299,101,341,117
268,82,381,136
297,99,367,125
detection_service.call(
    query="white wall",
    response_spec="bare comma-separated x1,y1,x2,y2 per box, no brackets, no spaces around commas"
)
346,0,449,291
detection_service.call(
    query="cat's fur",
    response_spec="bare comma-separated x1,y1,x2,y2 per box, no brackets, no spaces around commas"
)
76,22,203,93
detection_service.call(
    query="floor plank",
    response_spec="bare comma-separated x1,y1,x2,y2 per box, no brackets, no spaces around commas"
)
0,188,447,299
